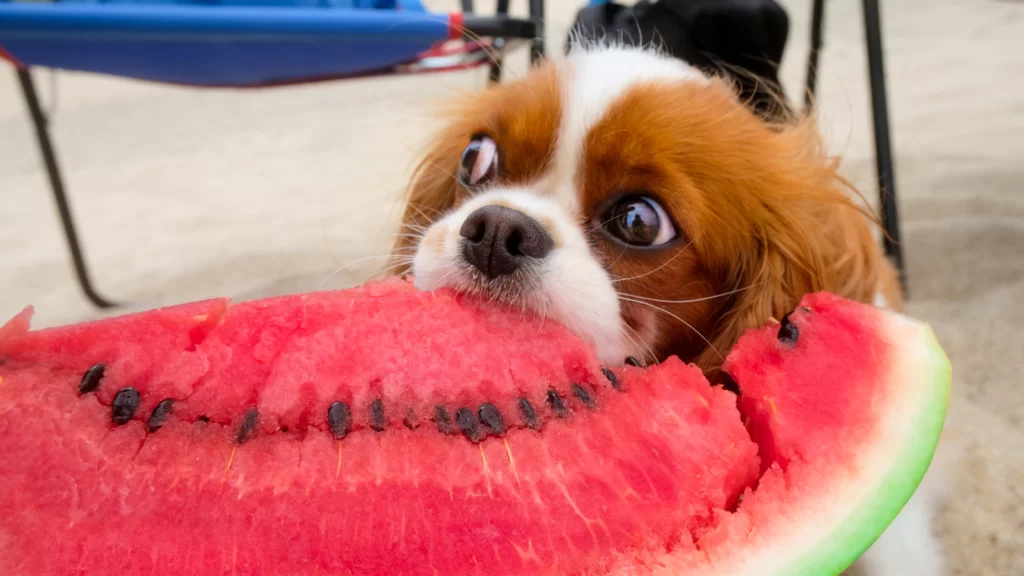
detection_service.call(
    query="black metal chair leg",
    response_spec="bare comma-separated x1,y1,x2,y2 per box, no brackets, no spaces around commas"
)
487,0,510,83
804,0,825,111
529,0,545,64
862,0,906,295
16,68,118,309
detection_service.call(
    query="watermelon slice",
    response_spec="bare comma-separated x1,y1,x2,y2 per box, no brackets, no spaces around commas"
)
0,278,949,575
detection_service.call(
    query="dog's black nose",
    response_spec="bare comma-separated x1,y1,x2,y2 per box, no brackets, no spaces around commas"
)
459,205,553,279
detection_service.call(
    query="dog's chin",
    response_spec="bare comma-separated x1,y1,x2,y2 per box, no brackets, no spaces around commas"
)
453,265,545,309
412,252,634,366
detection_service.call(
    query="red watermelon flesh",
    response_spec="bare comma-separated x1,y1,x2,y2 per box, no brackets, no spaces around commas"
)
0,278,950,575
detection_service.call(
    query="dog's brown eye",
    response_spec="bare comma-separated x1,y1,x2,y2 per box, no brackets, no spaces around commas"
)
599,196,677,247
458,134,500,190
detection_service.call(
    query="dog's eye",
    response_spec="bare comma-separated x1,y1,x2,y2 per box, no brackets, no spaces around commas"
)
599,196,677,247
458,134,500,190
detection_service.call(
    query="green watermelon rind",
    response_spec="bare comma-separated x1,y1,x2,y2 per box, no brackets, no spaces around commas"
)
781,320,951,576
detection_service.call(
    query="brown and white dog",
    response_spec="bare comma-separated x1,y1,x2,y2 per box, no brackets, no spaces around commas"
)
391,44,940,574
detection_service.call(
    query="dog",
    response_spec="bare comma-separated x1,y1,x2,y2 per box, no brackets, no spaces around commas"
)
390,44,940,574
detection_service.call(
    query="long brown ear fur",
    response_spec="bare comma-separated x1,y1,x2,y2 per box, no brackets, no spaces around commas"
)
695,116,902,376
388,129,467,275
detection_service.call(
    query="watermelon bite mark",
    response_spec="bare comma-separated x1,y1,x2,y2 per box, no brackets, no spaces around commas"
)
0,278,949,575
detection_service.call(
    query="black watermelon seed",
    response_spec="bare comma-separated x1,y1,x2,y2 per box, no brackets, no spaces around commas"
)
369,399,386,432
478,403,505,434
601,368,621,391
327,401,352,440
434,405,453,435
146,399,174,433
571,384,597,411
720,372,741,394
111,387,140,425
455,407,483,443
198,415,210,423
235,409,259,444
404,408,418,430
78,364,106,395
624,356,643,368
518,398,539,430
280,426,290,433
547,389,569,419
778,311,799,346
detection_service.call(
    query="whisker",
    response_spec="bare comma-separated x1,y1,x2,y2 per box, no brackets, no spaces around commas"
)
406,205,438,223
632,329,658,366
396,226,430,238
610,236,697,284
318,254,404,290
593,212,626,230
430,163,463,191
617,296,723,361
320,216,343,268
624,283,761,306
620,322,657,366
399,222,430,232
603,238,630,270
531,295,552,339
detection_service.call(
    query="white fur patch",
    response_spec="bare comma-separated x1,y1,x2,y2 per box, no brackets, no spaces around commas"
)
412,189,625,363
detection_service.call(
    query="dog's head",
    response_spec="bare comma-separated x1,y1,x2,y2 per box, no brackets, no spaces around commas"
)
393,46,895,373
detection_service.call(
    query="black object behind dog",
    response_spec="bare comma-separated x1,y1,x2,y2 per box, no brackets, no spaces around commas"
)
567,0,791,120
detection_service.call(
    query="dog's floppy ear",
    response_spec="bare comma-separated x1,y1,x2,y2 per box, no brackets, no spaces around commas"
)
696,219,829,377
697,202,897,378
693,121,901,378
389,132,466,275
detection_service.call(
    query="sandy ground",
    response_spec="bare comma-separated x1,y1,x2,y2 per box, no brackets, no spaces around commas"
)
1,0,1022,573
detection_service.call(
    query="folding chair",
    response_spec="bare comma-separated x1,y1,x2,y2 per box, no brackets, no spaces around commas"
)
0,0,544,307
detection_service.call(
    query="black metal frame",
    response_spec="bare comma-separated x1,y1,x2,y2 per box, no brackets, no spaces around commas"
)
461,0,544,84
16,68,117,308
14,3,546,308
804,0,906,294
